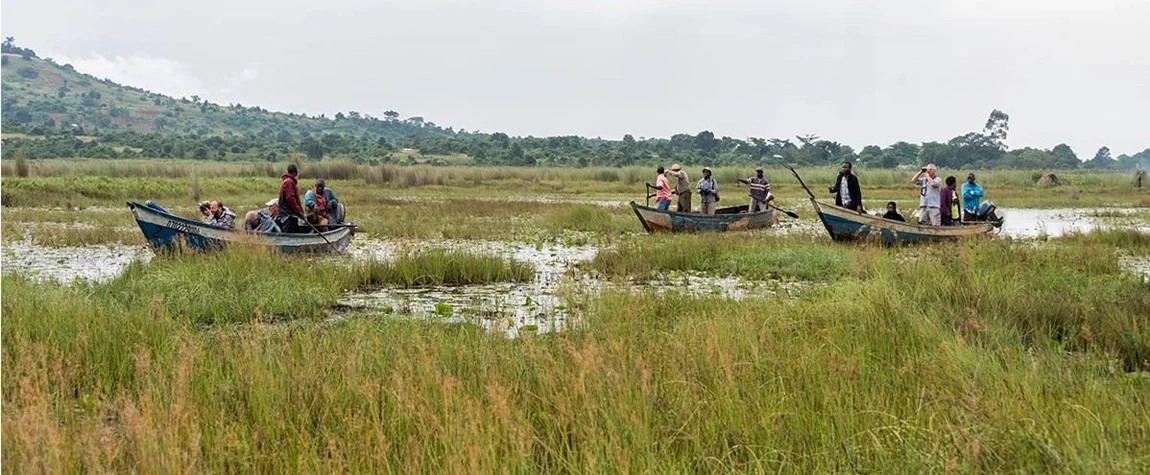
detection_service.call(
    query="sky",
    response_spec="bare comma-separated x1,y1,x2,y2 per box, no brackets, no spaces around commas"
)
2,0,1148,157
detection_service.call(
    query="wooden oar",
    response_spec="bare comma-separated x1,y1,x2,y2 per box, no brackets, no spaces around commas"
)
750,195,799,219
739,182,800,219
296,214,342,254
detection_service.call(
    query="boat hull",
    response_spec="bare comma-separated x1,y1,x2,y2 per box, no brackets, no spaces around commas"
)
630,201,776,233
128,202,353,253
811,199,996,244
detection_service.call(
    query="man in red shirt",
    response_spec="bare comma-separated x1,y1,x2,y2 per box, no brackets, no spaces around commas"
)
275,164,306,233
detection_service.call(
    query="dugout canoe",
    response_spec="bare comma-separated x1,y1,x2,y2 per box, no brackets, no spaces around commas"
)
630,201,777,233
127,201,354,253
809,199,997,244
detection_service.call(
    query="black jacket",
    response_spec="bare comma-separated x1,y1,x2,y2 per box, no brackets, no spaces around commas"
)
832,173,863,210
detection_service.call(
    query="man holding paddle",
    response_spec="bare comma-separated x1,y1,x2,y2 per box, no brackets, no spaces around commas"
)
275,163,306,233
739,167,773,213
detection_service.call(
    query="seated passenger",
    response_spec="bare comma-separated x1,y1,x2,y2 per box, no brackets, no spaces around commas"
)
303,178,345,228
244,199,282,233
205,200,236,229
882,201,906,222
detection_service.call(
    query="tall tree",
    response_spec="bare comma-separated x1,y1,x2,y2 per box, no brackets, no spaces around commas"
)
983,109,1010,150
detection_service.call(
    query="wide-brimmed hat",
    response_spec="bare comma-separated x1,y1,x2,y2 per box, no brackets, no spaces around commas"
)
671,164,682,171
702,167,712,172
755,166,763,172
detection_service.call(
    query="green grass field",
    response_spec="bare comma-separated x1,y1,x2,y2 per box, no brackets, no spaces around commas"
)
3,160,1150,472
2,159,1148,247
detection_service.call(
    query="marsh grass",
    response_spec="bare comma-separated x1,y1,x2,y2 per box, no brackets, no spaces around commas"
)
591,233,855,281
4,161,1147,210
3,238,1148,472
345,250,534,288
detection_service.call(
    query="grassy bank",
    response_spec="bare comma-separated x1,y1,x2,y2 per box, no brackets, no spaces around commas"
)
3,160,1148,210
3,237,1148,472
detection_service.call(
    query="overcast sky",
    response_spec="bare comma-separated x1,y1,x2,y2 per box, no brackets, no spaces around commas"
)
3,0,1147,157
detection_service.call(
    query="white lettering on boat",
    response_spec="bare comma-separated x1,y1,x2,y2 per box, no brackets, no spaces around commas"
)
166,219,201,235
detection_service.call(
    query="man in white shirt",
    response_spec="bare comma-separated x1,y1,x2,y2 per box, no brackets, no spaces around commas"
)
910,163,942,226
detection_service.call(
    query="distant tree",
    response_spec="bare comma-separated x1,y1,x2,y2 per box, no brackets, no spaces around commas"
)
383,110,399,121
1084,146,1114,169
884,141,920,167
491,132,510,148
334,112,346,120
1049,143,1080,168
302,137,324,160
983,109,1010,150
17,67,38,79
694,130,719,155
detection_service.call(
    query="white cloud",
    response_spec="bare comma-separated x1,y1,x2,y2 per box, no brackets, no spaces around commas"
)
51,53,208,100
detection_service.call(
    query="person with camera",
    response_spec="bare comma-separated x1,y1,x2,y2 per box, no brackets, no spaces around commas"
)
911,163,942,225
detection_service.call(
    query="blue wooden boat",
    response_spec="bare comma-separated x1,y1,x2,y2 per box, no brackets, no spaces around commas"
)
810,199,997,244
127,201,354,253
630,201,777,233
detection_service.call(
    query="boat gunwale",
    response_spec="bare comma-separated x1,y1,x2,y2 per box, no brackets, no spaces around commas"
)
128,201,353,242
811,199,996,238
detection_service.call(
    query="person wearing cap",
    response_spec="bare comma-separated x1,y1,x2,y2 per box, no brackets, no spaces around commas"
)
665,164,692,213
696,167,720,215
647,166,673,211
304,178,343,230
738,166,773,213
911,163,941,225
244,199,282,233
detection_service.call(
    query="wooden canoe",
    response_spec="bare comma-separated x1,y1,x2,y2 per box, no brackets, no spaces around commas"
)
127,201,354,253
630,201,777,233
809,199,997,244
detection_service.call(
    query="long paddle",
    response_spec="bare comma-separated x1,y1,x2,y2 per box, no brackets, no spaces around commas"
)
738,181,799,219
645,183,654,207
295,213,342,254
787,166,837,238
750,195,800,219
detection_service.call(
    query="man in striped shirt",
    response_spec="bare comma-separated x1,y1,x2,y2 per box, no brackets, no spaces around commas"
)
739,167,772,213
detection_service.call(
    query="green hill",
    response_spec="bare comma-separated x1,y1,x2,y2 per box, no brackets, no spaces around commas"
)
1,52,450,141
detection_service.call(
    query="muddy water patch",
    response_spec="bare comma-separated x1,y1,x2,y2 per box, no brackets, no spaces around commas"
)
1,240,152,283
998,208,1150,238
1120,256,1150,283
338,238,812,336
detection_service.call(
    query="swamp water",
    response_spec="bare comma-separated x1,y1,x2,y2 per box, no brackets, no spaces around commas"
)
3,207,1148,335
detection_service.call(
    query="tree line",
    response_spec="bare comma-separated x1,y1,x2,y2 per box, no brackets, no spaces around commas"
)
2,40,1146,170
3,109,1147,170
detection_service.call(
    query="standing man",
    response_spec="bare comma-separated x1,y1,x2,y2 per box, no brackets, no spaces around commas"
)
276,163,306,233
696,167,719,215
667,164,692,213
911,163,942,225
961,173,984,222
1136,164,1146,189
829,161,863,213
739,167,772,213
647,166,673,211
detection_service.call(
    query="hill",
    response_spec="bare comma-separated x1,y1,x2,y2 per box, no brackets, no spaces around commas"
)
2,41,1147,169
1,52,451,141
